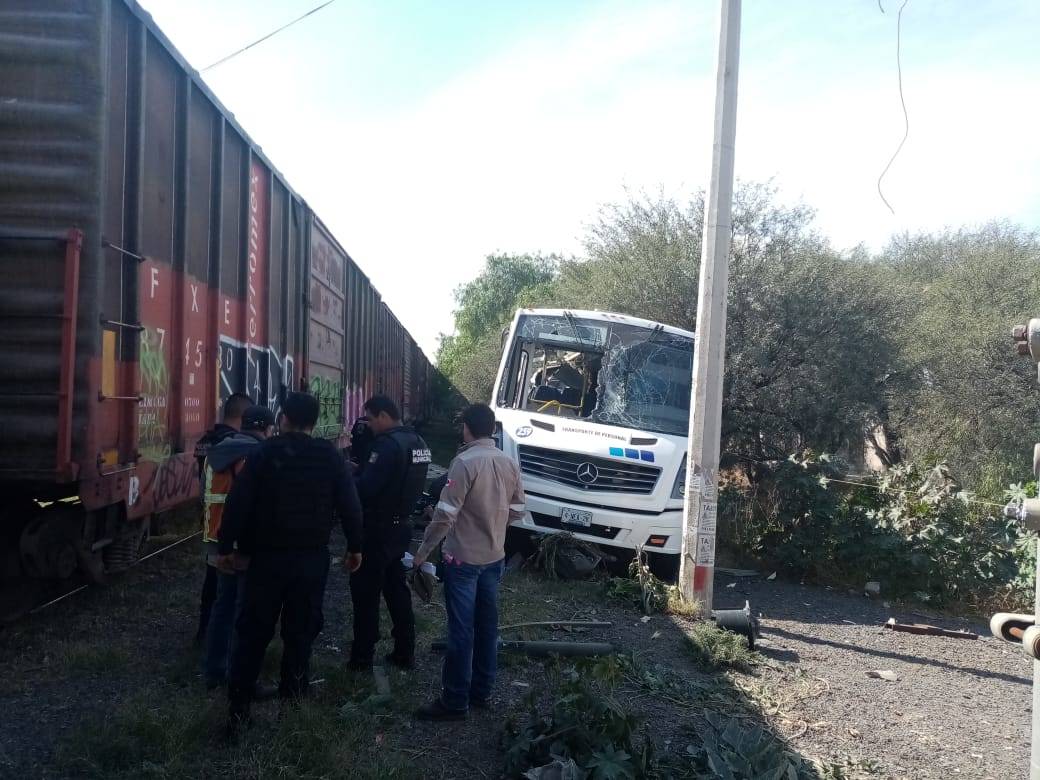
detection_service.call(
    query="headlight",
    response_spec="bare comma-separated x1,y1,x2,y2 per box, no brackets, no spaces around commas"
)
671,454,687,499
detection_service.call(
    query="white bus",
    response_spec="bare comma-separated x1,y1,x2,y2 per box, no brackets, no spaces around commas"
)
492,308,694,575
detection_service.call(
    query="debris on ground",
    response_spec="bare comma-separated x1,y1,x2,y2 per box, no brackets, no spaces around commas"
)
533,532,602,580
865,670,899,682
717,567,762,577
712,600,760,650
883,617,978,640
431,638,614,657
864,581,881,597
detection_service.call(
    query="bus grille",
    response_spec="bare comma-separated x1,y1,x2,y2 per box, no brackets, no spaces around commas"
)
517,445,660,494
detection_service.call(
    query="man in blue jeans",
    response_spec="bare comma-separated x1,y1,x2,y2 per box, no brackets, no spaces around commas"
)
412,404,525,721
202,404,275,690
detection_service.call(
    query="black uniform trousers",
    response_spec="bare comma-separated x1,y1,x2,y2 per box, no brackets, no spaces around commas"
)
349,522,414,663
197,562,218,641
228,548,329,713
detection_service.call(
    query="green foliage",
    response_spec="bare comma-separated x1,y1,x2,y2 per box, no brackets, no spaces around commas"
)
502,659,654,779
684,623,759,672
437,253,560,401
720,454,1032,609
604,555,699,617
881,223,1040,481
670,712,820,780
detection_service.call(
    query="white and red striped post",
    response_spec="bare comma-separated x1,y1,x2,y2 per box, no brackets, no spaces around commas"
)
678,0,741,609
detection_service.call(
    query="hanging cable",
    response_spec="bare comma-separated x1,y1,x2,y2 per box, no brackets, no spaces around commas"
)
876,0,911,214
201,0,338,73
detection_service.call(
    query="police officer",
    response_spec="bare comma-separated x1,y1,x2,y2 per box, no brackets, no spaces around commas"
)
347,395,431,670
218,391,364,733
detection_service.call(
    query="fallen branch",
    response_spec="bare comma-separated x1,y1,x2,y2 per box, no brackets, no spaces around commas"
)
429,639,614,657
883,618,978,640
499,620,612,631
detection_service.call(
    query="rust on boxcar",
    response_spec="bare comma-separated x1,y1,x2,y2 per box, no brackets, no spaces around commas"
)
0,0,439,585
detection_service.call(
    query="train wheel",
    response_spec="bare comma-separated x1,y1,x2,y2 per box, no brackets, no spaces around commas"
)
102,518,148,573
19,508,80,580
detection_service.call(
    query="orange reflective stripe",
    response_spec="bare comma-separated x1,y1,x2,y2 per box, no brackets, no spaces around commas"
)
202,466,233,543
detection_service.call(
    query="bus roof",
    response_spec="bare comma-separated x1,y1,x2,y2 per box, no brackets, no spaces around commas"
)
515,308,695,340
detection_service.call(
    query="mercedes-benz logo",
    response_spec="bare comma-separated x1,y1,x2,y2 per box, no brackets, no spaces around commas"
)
576,462,599,484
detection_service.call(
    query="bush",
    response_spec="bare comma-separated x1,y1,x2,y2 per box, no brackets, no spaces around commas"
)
685,623,759,672
719,453,1032,610
503,658,655,778
605,555,700,617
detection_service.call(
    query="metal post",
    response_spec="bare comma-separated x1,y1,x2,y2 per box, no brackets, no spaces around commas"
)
1033,536,1040,780
679,0,741,607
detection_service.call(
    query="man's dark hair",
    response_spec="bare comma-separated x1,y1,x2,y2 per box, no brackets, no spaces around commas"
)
282,392,320,429
363,395,400,421
222,392,252,422
461,403,496,439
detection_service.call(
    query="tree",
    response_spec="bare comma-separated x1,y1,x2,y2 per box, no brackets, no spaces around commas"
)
554,183,904,463
880,222,1040,484
437,253,560,402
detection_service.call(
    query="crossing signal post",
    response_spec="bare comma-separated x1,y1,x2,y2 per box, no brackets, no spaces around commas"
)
999,319,1040,780
678,0,742,608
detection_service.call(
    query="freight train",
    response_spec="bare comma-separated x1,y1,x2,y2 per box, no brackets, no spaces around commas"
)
0,0,433,587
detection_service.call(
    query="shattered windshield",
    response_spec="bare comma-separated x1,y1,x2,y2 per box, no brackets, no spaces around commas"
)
498,313,693,436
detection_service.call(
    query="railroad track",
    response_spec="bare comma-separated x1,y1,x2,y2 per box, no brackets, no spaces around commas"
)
1,531,202,624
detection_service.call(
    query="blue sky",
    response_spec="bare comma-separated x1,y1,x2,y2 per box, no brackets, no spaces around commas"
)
140,0,1040,356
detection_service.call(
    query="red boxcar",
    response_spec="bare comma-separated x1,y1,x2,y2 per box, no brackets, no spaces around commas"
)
0,0,433,582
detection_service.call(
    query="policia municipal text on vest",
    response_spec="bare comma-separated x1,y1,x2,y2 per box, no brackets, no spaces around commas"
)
348,395,432,670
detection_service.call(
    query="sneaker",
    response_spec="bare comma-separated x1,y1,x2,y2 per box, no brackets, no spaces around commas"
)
384,652,415,670
414,699,467,721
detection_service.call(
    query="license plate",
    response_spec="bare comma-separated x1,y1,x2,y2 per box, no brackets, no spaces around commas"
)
560,508,592,527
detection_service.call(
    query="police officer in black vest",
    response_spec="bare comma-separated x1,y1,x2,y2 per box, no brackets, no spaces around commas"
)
347,395,431,670
218,391,364,734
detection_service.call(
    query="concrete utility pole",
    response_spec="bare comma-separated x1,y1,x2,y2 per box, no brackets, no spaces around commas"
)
679,0,741,607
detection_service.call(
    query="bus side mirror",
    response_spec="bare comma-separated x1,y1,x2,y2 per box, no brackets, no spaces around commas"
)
501,327,508,349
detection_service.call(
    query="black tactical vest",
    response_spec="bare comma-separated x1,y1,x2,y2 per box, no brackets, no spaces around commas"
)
371,427,431,521
251,433,342,551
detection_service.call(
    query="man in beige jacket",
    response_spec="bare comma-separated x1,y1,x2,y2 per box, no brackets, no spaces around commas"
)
412,403,525,721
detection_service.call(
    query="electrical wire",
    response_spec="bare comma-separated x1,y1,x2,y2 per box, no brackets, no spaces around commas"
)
876,0,911,215
201,0,338,73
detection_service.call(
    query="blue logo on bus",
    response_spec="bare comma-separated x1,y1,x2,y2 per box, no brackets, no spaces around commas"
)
609,446,654,463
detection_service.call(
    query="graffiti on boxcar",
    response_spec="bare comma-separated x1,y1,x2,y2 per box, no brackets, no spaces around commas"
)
218,335,295,417
308,374,344,438
268,347,295,419
138,327,171,461
146,453,197,506
345,384,367,427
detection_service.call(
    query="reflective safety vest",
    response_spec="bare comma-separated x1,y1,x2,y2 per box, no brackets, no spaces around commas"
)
203,461,245,543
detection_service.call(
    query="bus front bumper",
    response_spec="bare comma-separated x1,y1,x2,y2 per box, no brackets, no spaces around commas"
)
516,493,682,556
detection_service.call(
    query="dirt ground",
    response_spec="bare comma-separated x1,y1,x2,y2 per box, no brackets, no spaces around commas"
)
0,525,1031,779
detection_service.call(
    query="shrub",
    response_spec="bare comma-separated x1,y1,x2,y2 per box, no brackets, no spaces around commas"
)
684,623,759,672
719,453,1031,609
